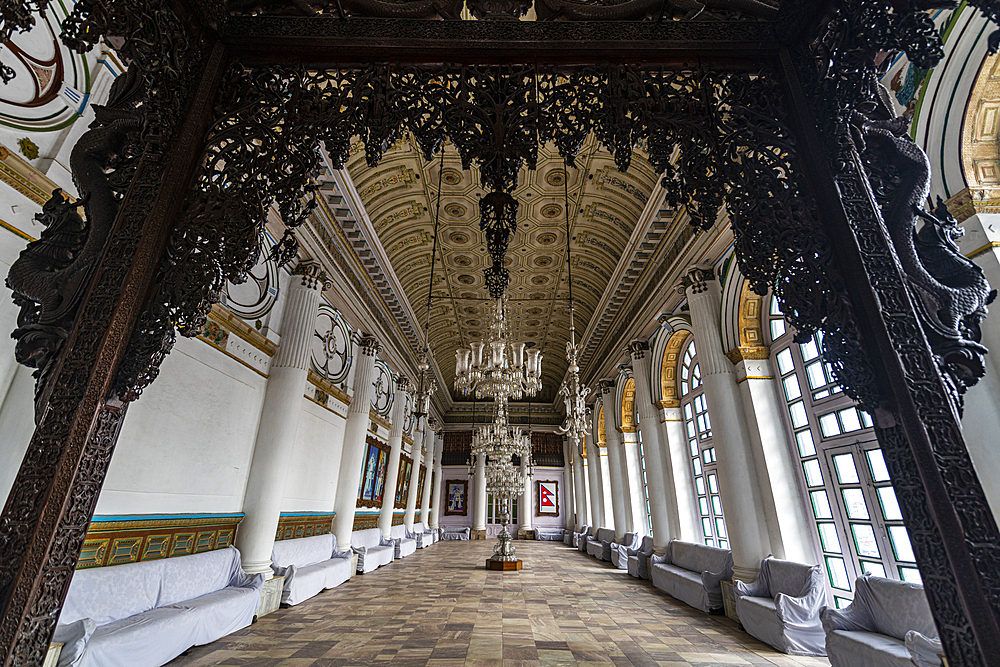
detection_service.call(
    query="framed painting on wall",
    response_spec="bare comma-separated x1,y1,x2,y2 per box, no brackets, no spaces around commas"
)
395,454,413,509
536,480,559,516
358,438,389,507
445,479,468,516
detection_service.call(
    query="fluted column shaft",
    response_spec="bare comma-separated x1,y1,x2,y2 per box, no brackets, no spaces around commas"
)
563,439,575,531
236,263,327,576
332,334,381,550
630,343,678,551
419,429,434,526
404,418,425,530
684,267,772,581
379,378,410,538
473,454,487,532
600,387,631,538
574,442,589,530
585,432,606,528
430,433,444,529
520,459,532,532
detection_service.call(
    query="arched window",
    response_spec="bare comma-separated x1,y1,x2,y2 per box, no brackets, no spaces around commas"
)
679,339,727,548
769,296,919,607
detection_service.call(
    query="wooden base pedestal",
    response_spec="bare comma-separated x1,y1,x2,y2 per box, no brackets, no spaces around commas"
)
485,559,522,571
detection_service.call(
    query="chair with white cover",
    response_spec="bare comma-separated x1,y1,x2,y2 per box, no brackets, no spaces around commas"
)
627,535,655,580
270,533,353,606
734,556,827,656
610,532,640,570
822,574,943,667
389,524,417,558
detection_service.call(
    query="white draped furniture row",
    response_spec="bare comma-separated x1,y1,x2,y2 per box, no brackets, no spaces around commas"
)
270,533,352,606
650,539,733,614
390,524,418,559
441,527,471,540
586,527,616,561
351,527,395,573
627,535,655,580
409,522,436,548
734,556,827,656
822,575,943,667
54,547,263,667
573,525,591,550
611,532,640,570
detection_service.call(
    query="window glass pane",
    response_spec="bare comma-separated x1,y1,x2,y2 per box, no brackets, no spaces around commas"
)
697,414,707,434
861,561,887,577
712,495,723,515
684,403,693,419
801,337,821,361
690,342,696,357
692,458,702,476
702,518,712,536
695,476,706,495
867,450,890,482
705,538,715,547
860,410,874,428
889,526,916,562
839,408,862,433
681,381,688,395
789,401,809,429
802,459,824,487
776,348,794,375
699,497,709,516
818,523,842,553
770,319,786,341
835,597,852,609
877,487,903,522
819,413,841,437
703,448,714,464
771,297,782,315
796,430,816,457
806,362,827,390
783,375,802,401
833,453,861,484
703,412,712,432
813,389,830,400
811,490,833,519
826,556,851,590
852,524,881,558
689,440,698,457
708,474,719,494
899,567,922,584
686,421,696,439
719,539,729,550
842,488,870,520
715,518,727,539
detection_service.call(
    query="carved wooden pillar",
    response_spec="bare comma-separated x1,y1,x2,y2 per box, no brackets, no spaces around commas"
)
778,47,1000,666
0,40,229,666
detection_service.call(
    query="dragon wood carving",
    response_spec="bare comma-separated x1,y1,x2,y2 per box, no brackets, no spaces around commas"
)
850,101,997,409
6,68,146,415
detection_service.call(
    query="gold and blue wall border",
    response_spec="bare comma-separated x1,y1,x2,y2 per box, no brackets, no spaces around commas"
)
275,511,336,541
78,513,244,569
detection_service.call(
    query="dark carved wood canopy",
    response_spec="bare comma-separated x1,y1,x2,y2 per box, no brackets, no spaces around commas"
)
3,0,1000,665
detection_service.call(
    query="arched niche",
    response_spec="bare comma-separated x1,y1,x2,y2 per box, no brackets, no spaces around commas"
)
955,52,1000,218
658,329,691,409
620,376,636,433
597,404,606,448
720,258,768,364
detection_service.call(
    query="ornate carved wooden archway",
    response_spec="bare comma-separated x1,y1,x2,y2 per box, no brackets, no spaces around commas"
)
3,0,1000,664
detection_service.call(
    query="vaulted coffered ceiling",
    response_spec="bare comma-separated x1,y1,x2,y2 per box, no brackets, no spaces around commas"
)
345,134,659,403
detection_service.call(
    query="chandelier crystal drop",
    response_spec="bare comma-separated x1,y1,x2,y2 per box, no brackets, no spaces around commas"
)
454,296,542,401
556,306,590,449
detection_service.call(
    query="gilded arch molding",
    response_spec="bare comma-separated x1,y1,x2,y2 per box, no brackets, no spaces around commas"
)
658,329,690,409
725,279,769,364
620,376,636,433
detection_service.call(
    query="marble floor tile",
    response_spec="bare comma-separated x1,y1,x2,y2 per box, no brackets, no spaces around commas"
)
166,541,830,667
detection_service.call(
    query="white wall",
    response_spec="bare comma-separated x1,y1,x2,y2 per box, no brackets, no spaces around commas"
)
438,465,473,529
95,336,267,514
529,467,566,531
280,397,347,512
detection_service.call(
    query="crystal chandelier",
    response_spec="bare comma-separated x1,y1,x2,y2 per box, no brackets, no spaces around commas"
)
555,162,590,449
454,296,542,401
412,351,437,419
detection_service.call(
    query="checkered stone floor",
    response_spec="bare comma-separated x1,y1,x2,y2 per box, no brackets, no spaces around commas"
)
166,539,831,667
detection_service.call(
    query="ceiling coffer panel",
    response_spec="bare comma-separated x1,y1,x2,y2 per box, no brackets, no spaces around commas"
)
345,134,656,403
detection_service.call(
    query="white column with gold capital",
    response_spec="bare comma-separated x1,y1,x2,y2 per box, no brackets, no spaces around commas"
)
629,341,679,552
562,439,575,531
378,376,410,538
430,431,444,530
404,417,425,531
599,381,631,538
585,430,606,529
682,266,773,581
419,419,437,528
236,261,329,576
332,333,381,551
574,439,589,530
519,457,533,534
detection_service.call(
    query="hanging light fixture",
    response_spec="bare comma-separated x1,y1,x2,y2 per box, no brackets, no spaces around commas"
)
556,162,591,449
453,295,542,401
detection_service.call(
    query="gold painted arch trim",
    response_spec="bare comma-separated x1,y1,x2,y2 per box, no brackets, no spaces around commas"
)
659,329,690,408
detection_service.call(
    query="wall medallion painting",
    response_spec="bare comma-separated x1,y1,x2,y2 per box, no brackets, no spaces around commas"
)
445,479,468,516
357,436,389,508
536,480,559,516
